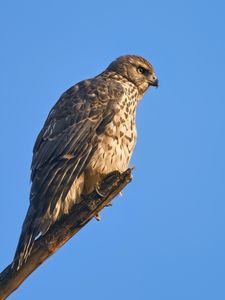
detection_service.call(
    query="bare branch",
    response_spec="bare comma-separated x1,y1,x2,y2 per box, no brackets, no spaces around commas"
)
0,169,132,300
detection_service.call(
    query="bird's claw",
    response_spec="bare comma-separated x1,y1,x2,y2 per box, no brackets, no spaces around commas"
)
95,184,107,198
95,213,101,221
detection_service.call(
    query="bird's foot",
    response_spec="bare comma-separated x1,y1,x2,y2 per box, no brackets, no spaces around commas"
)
106,202,112,207
95,184,107,198
95,213,101,221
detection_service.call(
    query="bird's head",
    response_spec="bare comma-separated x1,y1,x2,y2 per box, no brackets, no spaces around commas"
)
106,55,158,94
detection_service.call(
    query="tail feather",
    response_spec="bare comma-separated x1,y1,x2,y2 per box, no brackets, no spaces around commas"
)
13,233,35,270
13,207,38,270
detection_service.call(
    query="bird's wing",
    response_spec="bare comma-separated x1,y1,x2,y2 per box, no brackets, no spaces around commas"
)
14,78,123,267
31,79,121,216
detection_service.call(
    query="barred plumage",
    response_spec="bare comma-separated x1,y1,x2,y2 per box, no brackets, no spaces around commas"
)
13,55,158,269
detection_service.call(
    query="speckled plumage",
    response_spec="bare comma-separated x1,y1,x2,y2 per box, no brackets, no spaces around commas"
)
14,55,158,268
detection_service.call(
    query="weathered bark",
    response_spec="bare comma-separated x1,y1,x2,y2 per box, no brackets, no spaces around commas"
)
0,169,132,300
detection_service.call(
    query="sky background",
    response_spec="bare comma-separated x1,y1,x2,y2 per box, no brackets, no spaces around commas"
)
0,1,225,299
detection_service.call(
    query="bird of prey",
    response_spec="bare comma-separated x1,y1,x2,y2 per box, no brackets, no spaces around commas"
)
14,55,158,269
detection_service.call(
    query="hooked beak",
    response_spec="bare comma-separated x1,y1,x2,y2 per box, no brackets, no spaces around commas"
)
149,78,159,87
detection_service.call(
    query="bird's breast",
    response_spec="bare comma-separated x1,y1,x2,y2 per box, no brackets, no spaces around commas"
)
88,94,138,175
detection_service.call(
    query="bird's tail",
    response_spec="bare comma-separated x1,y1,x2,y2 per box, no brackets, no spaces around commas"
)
12,207,38,270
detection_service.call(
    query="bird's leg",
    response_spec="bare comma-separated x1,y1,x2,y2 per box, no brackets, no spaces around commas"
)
94,170,125,219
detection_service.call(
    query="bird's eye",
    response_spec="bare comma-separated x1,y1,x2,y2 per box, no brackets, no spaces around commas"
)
137,66,146,74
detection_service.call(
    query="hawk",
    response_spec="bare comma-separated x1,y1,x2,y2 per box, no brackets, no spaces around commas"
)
14,55,158,269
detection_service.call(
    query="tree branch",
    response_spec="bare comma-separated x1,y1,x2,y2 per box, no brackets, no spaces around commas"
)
0,169,132,300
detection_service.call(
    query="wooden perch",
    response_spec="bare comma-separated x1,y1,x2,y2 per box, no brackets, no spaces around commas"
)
0,169,132,300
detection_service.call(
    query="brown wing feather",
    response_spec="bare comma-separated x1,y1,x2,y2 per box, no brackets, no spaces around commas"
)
14,77,124,268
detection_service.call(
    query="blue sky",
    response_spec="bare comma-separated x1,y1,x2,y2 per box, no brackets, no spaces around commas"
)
0,1,225,299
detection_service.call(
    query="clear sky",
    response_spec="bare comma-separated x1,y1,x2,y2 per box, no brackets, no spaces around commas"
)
0,1,225,299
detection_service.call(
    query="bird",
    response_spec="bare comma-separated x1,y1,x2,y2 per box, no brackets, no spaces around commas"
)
13,55,158,269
